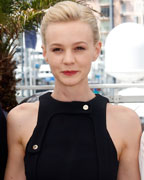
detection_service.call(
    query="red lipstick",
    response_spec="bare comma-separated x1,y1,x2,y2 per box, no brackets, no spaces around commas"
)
62,70,78,76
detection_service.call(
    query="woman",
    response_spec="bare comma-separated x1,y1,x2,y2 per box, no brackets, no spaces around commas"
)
5,1,142,179
139,132,144,179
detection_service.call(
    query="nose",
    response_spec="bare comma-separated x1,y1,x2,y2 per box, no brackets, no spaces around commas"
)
63,50,75,64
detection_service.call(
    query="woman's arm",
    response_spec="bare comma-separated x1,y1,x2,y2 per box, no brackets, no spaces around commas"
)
139,132,144,180
117,108,142,180
4,107,26,180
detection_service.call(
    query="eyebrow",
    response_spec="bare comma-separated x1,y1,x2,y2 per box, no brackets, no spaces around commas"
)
49,41,88,47
49,43,63,47
74,41,88,45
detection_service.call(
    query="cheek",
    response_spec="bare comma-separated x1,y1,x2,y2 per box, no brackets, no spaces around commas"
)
79,60,92,73
48,61,60,74
79,54,93,65
49,63,56,71
47,52,62,63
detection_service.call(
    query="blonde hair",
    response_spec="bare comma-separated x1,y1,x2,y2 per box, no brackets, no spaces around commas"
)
41,1,100,45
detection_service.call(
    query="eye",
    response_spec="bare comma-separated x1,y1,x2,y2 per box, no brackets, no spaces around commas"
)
52,48,63,52
75,46,85,51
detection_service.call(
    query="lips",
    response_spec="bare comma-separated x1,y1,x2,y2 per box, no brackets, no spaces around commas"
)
62,70,78,76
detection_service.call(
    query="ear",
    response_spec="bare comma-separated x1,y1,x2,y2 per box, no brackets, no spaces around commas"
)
42,45,49,63
92,41,102,62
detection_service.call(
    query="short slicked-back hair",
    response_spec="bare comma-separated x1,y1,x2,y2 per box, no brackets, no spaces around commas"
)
41,1,100,45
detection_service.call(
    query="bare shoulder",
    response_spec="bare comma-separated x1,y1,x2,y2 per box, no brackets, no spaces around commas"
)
8,101,39,115
107,103,141,128
7,101,39,124
107,103,142,142
7,102,39,147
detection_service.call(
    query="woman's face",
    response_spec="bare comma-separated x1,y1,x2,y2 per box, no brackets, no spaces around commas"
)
43,21,101,87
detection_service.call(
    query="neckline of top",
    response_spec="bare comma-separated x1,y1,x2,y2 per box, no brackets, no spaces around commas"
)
45,92,100,104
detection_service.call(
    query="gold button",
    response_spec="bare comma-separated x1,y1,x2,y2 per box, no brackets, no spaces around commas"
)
83,104,89,110
33,144,38,150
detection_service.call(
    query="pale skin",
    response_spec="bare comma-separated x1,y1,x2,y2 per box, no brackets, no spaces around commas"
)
139,132,144,179
4,21,142,180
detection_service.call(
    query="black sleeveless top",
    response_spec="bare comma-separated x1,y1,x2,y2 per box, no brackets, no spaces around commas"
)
24,92,119,180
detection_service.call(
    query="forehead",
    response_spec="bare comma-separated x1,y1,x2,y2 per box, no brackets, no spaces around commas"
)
45,21,94,44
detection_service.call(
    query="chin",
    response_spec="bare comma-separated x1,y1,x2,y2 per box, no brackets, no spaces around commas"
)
61,81,79,87
58,78,86,87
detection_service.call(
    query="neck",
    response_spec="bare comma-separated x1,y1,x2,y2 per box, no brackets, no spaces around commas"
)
52,81,95,102
52,79,95,101
52,87,95,102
